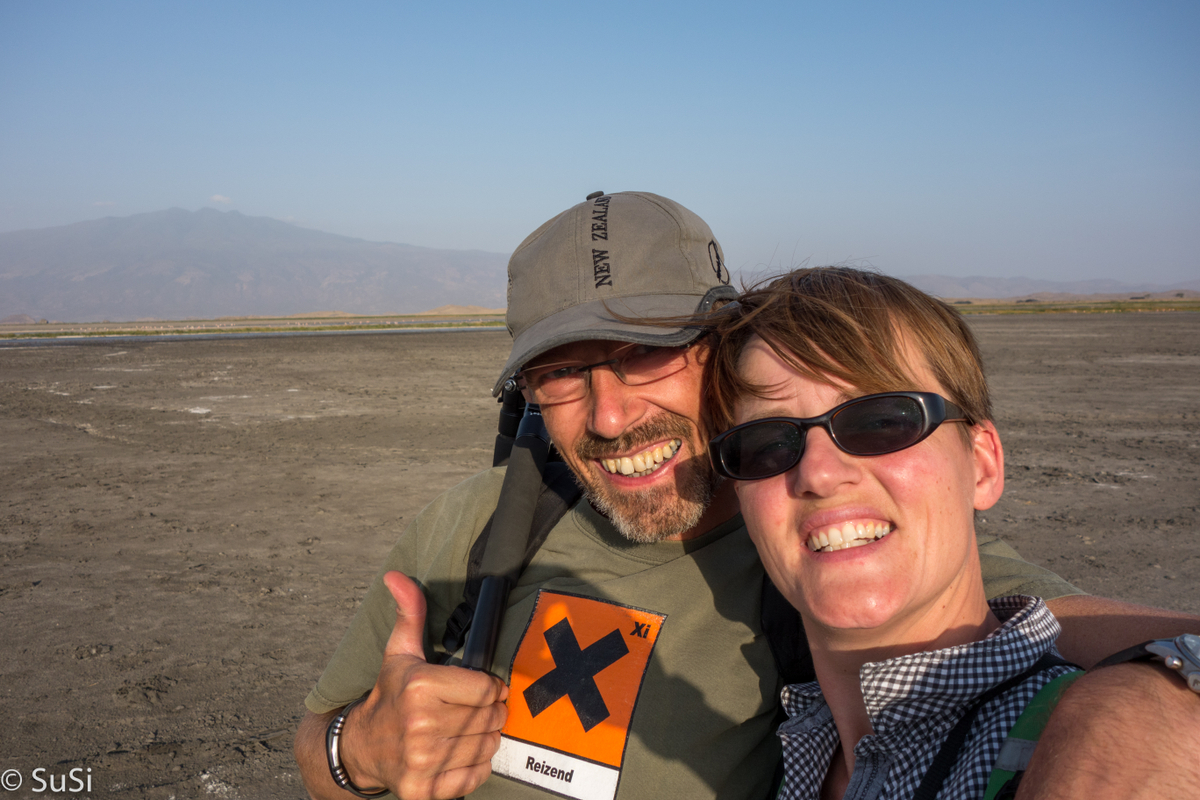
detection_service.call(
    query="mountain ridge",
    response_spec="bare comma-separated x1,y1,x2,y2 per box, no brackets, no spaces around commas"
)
3,209,1196,322
0,208,509,321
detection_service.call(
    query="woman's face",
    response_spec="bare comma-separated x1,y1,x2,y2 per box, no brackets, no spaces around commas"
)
731,335,1004,644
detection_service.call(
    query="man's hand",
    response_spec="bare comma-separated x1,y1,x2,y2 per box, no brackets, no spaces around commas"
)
296,572,509,800
1016,661,1199,800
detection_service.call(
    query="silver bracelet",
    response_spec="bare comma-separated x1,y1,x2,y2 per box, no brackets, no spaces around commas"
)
326,697,389,798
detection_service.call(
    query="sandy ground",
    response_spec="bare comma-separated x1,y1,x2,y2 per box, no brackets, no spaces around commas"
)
1,314,1197,799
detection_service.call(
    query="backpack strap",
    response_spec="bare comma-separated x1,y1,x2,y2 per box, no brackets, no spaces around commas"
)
759,575,814,800
439,461,582,660
760,575,815,686
913,652,1076,800
982,669,1085,800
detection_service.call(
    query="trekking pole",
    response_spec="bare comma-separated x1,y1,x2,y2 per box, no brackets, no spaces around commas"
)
461,395,550,674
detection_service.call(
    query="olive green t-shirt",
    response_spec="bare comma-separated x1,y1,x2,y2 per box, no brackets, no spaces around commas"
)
306,468,1081,800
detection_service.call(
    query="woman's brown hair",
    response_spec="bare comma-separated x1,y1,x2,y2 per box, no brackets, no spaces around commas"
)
704,267,991,434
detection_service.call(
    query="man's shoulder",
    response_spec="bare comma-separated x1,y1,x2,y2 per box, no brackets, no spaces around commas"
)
448,465,508,497
400,465,585,565
419,466,509,523
431,462,585,531
385,467,510,569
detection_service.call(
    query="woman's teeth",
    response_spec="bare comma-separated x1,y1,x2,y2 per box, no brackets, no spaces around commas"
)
601,439,681,477
806,521,892,553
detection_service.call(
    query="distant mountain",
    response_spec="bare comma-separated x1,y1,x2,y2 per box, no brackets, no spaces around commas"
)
5,210,1195,322
0,208,509,322
899,273,1200,299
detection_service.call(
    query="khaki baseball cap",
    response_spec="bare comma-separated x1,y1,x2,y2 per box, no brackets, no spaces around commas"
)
494,191,737,395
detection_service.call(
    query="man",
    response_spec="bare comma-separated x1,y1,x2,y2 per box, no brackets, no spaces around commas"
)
296,192,1198,800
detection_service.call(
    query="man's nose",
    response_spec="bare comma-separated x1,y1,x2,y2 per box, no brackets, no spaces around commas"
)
585,365,646,441
790,427,861,496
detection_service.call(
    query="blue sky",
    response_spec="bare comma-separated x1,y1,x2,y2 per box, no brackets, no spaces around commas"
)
1,1,1196,284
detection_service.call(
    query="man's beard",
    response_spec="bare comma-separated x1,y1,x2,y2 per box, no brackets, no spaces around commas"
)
571,414,717,544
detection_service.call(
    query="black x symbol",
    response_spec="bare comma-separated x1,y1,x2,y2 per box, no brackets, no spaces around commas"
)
523,617,629,732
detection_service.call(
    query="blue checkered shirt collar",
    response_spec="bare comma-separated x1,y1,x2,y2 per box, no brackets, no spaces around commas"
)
776,595,1071,800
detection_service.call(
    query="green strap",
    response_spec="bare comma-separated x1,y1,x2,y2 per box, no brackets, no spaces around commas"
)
982,670,1084,800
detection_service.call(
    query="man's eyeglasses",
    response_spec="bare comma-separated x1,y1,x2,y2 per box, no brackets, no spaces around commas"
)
518,341,700,405
708,392,970,481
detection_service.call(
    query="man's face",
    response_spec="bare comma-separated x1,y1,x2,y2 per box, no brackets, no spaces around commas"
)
525,339,718,543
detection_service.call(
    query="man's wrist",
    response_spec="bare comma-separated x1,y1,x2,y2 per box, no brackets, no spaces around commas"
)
326,698,388,798
1092,634,1200,694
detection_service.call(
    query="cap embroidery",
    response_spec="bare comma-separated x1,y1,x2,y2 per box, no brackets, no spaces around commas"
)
592,249,613,288
591,195,610,241
708,241,729,285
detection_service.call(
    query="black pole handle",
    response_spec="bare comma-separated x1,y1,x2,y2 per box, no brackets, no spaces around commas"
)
460,576,510,673
461,403,550,673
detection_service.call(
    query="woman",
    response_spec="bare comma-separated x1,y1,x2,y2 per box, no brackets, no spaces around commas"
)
704,268,1077,799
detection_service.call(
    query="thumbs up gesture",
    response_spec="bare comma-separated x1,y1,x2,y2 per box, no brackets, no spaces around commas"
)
335,571,510,799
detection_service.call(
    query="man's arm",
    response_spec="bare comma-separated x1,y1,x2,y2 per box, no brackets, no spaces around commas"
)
1015,661,1199,800
1046,594,1199,669
1015,595,1199,800
295,572,508,800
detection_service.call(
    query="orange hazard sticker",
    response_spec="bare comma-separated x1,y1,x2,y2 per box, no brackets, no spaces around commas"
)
501,590,666,768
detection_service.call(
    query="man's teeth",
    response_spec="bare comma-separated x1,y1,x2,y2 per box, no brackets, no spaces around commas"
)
601,439,681,477
806,522,892,553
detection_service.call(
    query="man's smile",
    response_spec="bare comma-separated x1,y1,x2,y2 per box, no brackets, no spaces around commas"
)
598,439,683,477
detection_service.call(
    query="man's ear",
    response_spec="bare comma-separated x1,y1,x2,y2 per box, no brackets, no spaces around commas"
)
971,421,1004,511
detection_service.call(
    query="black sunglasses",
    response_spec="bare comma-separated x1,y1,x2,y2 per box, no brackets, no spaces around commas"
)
708,392,970,481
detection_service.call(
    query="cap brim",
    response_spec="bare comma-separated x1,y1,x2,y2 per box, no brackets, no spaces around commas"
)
492,286,737,395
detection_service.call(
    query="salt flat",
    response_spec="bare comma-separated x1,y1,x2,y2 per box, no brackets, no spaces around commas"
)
0,315,1196,798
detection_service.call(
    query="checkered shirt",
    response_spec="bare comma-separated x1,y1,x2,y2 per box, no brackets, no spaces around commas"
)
776,596,1077,800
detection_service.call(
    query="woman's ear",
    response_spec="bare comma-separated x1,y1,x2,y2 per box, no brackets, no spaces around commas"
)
971,421,1004,511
